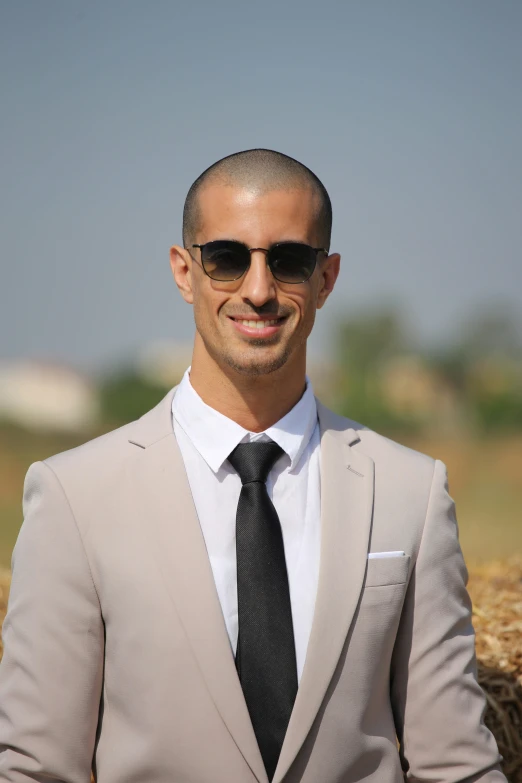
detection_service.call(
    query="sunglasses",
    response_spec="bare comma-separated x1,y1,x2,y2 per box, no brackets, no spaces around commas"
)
190,240,327,284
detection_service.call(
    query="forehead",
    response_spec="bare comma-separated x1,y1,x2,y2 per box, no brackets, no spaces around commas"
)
195,182,321,243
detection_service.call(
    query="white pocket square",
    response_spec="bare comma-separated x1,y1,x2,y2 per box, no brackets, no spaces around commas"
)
368,550,406,559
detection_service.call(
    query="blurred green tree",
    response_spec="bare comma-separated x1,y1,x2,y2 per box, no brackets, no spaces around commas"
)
428,306,522,433
99,370,171,426
333,303,522,435
334,308,421,433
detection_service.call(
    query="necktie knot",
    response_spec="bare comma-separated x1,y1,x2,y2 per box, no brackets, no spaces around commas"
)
228,440,284,485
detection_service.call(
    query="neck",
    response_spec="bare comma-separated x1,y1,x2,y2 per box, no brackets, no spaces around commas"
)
188,340,307,433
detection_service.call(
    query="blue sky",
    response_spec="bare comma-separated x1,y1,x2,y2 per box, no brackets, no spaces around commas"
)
1,0,521,368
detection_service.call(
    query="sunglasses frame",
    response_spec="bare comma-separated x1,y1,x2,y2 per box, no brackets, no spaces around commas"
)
190,240,328,284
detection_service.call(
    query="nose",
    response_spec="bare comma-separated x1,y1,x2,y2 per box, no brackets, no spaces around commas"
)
239,250,277,307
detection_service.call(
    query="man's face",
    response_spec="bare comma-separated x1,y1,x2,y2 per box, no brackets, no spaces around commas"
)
171,183,340,377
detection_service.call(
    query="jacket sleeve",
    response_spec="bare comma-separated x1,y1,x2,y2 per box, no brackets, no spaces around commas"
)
390,459,507,783
0,461,104,782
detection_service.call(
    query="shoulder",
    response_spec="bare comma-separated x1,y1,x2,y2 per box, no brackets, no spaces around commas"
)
316,399,437,483
40,388,177,487
316,401,445,542
44,419,137,475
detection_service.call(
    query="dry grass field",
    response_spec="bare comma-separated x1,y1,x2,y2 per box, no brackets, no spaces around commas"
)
402,434,522,565
0,423,97,568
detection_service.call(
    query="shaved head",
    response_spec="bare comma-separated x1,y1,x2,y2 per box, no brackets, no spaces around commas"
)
182,148,332,249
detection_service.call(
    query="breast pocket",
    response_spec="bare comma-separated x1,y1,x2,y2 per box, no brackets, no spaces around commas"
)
364,555,411,587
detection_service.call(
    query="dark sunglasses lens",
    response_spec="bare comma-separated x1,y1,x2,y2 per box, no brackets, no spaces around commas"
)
269,243,317,283
200,241,250,281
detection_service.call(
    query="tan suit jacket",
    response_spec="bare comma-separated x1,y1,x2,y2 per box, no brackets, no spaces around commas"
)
0,390,505,782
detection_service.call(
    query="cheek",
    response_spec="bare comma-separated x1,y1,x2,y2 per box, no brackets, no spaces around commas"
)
293,288,317,323
192,284,226,331
293,289,320,339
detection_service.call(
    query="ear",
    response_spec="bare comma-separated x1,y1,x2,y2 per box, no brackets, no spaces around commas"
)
170,245,194,304
316,252,341,309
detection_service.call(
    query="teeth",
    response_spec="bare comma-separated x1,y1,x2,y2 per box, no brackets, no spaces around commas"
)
237,319,279,328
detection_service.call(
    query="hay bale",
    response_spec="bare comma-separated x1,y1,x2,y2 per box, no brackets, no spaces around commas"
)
469,557,522,782
0,563,521,779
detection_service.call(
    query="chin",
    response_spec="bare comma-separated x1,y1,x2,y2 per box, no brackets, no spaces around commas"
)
222,346,292,377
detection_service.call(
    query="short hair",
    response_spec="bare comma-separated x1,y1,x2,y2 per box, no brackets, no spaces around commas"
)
182,148,332,250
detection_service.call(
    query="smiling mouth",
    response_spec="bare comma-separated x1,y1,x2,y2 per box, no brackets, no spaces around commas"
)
230,317,285,329
227,315,288,336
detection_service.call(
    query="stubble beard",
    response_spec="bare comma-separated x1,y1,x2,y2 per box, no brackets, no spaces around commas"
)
222,340,294,377
200,327,296,378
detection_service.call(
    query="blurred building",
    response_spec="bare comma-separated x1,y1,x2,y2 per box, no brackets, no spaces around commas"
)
0,360,99,431
135,340,193,387
379,356,460,430
307,359,337,407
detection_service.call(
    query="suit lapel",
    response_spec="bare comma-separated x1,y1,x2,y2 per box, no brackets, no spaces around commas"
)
129,392,268,783
274,403,374,783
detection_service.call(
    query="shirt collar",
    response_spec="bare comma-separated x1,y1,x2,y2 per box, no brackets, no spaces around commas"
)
172,368,317,474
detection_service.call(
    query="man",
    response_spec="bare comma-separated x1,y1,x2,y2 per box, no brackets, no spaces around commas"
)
0,149,505,782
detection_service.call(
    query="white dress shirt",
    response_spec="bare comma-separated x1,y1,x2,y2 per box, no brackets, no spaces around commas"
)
172,369,321,681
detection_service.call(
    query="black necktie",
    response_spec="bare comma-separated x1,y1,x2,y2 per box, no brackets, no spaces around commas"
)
228,441,298,781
